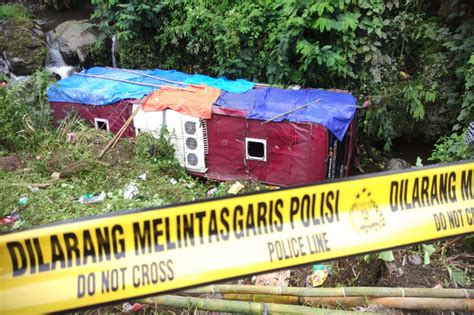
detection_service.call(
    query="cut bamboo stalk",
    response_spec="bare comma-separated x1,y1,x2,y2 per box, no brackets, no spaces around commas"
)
139,295,370,314
261,99,321,125
182,285,474,299
98,103,142,158
74,73,196,92
369,297,474,311
222,294,474,311
106,66,204,89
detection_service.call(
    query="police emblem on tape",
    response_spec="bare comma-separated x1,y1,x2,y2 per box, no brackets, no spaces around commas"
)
349,187,386,233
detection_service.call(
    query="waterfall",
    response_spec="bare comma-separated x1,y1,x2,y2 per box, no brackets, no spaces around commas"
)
44,31,75,79
111,34,118,68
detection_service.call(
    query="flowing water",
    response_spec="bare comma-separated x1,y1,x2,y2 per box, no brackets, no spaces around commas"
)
44,32,76,79
111,34,118,68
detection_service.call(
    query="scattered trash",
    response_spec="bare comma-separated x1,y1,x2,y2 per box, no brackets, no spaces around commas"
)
78,192,106,204
28,186,40,192
122,302,143,313
35,155,41,160
66,133,76,143
207,187,218,197
432,283,443,289
122,302,134,313
18,196,28,207
169,178,178,185
228,181,244,194
138,173,147,181
51,172,61,180
308,264,331,287
256,270,290,286
0,211,20,225
123,184,139,200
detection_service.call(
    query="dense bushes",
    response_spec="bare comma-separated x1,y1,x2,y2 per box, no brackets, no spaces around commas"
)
90,0,473,151
0,72,54,154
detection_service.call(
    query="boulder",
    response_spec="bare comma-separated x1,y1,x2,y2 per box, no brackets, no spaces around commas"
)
0,20,47,76
385,158,411,171
49,20,98,66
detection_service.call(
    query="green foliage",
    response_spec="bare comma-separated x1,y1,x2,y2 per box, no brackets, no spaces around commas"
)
429,131,473,162
0,4,32,23
90,0,473,148
42,0,85,11
134,131,185,178
0,71,54,154
118,38,160,69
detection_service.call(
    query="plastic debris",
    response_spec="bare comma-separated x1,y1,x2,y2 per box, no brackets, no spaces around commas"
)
138,173,147,181
18,195,28,207
51,172,61,180
207,187,218,197
122,302,143,313
0,211,20,225
122,302,133,313
66,133,76,143
308,264,331,287
78,192,106,204
123,184,139,200
169,178,178,185
228,181,244,194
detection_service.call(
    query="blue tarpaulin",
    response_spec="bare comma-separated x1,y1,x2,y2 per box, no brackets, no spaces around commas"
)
215,88,356,140
47,67,255,105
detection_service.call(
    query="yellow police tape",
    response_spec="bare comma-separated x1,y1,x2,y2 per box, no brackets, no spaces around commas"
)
1,162,473,313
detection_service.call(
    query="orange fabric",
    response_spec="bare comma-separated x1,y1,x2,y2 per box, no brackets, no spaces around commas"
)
142,85,221,119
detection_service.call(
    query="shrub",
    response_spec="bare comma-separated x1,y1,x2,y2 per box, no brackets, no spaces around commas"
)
0,71,54,153
0,4,32,23
429,131,473,163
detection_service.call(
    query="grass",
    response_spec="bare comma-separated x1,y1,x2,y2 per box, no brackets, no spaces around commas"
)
0,115,267,234
0,4,32,23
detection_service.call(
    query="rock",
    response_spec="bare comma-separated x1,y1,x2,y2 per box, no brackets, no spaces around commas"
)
0,156,23,171
385,158,411,171
49,20,98,66
408,254,422,266
0,20,47,76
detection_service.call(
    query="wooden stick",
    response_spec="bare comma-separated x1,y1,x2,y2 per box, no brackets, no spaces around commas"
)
182,285,474,299
261,99,321,125
12,183,51,188
74,73,196,93
139,295,367,314
98,104,142,158
106,67,204,89
222,294,474,311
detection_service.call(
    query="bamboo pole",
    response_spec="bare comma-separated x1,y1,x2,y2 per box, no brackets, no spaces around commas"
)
74,73,196,92
182,285,474,299
139,295,370,314
105,67,204,89
98,103,142,158
260,99,321,125
222,294,474,311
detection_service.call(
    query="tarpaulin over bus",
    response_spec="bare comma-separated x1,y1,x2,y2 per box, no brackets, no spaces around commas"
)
215,88,356,141
142,85,221,119
47,67,255,105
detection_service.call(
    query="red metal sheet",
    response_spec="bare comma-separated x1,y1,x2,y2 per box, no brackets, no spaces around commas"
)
206,114,328,186
49,101,135,137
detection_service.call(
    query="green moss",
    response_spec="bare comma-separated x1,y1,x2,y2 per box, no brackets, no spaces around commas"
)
0,20,46,72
